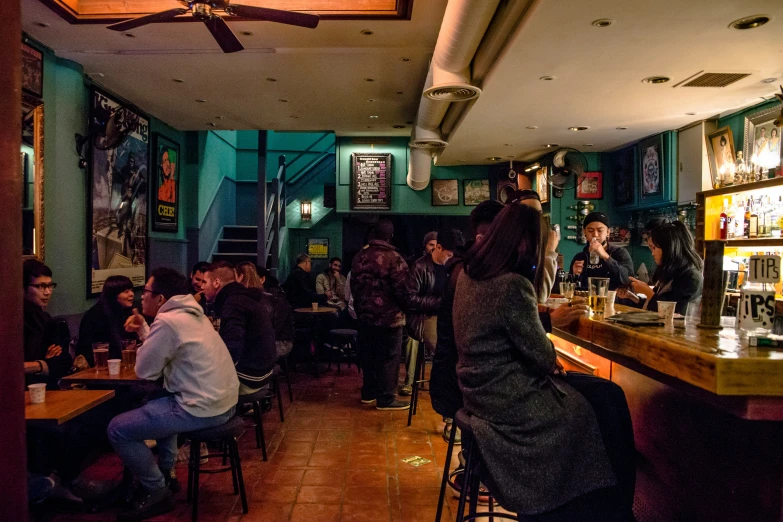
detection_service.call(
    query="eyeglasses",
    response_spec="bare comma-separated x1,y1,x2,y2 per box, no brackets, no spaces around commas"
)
28,283,57,291
142,287,160,296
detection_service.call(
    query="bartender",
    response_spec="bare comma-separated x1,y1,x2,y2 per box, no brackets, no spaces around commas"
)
569,211,634,290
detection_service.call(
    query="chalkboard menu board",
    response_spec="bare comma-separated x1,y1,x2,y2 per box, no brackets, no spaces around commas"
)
350,153,392,210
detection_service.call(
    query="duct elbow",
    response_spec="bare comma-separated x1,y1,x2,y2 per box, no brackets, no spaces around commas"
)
407,147,433,191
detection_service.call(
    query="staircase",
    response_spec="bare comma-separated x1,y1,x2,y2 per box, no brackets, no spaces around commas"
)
212,226,258,265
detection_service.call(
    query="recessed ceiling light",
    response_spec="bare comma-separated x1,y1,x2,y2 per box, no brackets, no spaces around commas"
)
504,144,513,147
591,19,614,27
568,126,589,131
124,33,136,38
526,125,538,130
686,112,697,116
195,99,207,103
35,22,50,28
642,76,670,84
266,77,277,82
616,127,628,130
367,98,375,102
240,31,253,36
364,78,375,82
396,91,404,95
729,15,770,30
278,98,288,103
215,116,225,120
207,122,216,127
584,144,595,147
763,77,778,83
360,29,374,35
543,144,559,148
539,76,555,81
400,57,411,62
392,125,406,129
366,126,373,129
369,115,379,119
172,78,185,83
486,157,502,161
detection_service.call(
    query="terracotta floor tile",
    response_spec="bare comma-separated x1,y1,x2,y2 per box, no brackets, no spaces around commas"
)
307,452,350,468
295,485,343,504
396,470,443,488
250,483,300,504
343,486,390,505
289,503,341,522
272,453,312,468
348,451,389,469
345,470,389,488
301,468,346,486
232,502,293,521
396,487,444,506
395,441,435,456
341,502,392,522
275,440,315,455
316,429,352,442
313,440,351,453
351,441,387,454
260,467,306,485
282,430,319,442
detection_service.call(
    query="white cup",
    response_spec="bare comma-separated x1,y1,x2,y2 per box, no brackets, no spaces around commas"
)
28,383,47,404
108,359,122,376
311,302,319,312
606,290,617,308
658,301,677,327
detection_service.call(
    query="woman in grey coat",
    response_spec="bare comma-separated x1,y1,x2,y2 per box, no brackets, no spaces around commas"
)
453,203,622,520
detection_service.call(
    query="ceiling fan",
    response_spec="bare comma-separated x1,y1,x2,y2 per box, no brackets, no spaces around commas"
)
107,1,320,54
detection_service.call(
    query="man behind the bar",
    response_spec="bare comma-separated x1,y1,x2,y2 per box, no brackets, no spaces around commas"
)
351,219,411,410
202,261,277,395
110,267,238,522
569,212,634,290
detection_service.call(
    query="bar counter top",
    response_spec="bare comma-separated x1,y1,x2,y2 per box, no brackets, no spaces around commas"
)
552,305,783,419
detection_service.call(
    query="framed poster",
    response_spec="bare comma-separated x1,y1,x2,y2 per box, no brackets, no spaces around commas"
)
88,87,149,296
350,153,392,210
535,167,549,204
307,238,329,260
21,42,43,98
611,147,636,208
152,133,179,232
576,171,603,199
463,179,490,206
706,127,736,187
639,134,664,199
744,105,782,175
496,178,517,204
432,179,459,206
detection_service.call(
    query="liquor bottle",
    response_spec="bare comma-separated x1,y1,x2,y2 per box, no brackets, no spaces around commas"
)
719,199,728,240
764,196,773,237
735,151,748,184
750,198,759,238
734,198,744,239
744,199,751,239
566,215,581,221
565,225,578,231
566,205,579,210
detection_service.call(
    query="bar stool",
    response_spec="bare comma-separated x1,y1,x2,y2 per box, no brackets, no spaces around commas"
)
277,352,295,403
237,369,285,461
435,408,518,522
184,416,248,522
326,329,360,373
407,341,429,426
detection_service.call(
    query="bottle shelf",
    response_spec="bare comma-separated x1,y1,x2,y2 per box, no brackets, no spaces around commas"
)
725,238,783,248
698,177,783,199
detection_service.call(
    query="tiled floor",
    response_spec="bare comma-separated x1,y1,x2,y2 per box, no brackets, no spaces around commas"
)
49,365,473,522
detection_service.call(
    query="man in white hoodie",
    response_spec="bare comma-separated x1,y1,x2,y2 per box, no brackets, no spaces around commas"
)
108,267,239,522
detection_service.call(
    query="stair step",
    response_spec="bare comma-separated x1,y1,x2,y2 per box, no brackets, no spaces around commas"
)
223,226,258,240
212,253,258,264
218,239,258,253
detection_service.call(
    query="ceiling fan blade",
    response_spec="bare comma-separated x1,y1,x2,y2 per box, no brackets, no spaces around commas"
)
227,5,319,29
204,16,245,53
107,8,188,31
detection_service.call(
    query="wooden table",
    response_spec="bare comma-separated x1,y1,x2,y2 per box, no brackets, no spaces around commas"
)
61,366,143,388
25,389,115,427
294,307,339,314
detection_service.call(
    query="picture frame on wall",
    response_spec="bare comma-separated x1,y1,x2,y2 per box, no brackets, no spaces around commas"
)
21,42,43,98
152,133,180,232
639,134,664,199
496,178,517,204
706,126,736,188
88,87,149,296
535,167,549,204
463,179,490,206
307,238,329,260
744,105,782,176
612,147,636,208
576,171,603,199
432,179,459,206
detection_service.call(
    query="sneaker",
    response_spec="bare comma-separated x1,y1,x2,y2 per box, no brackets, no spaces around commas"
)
399,385,413,396
360,397,376,404
117,486,174,522
443,423,462,445
448,468,490,505
28,475,55,503
376,400,410,411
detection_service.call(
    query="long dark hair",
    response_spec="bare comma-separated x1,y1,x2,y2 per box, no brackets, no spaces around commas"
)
650,220,702,285
464,203,541,281
100,275,133,313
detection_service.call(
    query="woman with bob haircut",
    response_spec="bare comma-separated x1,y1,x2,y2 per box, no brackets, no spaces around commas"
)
453,202,629,520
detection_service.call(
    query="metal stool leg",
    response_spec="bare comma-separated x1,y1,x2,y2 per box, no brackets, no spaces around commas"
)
186,441,196,502
456,438,476,522
191,439,202,522
254,400,268,461
435,421,458,521
281,357,294,402
407,342,425,426
231,439,249,514
275,375,285,422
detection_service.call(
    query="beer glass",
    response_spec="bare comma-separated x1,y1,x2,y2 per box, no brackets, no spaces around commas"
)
588,277,610,316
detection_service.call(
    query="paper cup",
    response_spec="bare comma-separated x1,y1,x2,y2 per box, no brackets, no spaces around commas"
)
28,383,47,404
607,290,617,307
658,301,677,327
108,359,122,376
311,302,319,311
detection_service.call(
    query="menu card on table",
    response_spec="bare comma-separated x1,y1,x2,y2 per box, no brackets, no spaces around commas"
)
351,153,392,210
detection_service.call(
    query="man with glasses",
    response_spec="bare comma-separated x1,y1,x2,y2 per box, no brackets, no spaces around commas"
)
23,258,72,389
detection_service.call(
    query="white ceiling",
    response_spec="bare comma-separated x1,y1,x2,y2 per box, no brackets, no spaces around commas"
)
20,0,783,164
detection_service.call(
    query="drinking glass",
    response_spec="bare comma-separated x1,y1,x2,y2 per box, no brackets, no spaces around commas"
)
559,282,576,301
121,348,137,367
92,342,110,371
588,277,610,316
685,297,702,327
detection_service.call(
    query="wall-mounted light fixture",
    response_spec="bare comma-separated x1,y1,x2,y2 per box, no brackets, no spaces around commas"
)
300,201,312,221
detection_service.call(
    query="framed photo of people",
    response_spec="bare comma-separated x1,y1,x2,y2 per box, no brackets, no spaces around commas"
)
639,134,664,199
88,87,149,296
535,167,549,204
744,104,782,176
706,126,736,188
152,133,180,232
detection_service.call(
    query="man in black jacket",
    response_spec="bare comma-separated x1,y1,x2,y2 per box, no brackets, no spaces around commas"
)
282,253,327,309
569,212,634,291
203,261,277,394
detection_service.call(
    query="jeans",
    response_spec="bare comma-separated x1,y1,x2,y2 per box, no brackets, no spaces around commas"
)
404,316,437,386
107,396,235,490
358,324,403,406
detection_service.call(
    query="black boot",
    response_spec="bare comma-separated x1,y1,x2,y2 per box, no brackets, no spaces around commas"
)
117,486,174,522
160,467,181,494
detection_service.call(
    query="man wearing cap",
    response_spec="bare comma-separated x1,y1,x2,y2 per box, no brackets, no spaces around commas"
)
569,212,634,290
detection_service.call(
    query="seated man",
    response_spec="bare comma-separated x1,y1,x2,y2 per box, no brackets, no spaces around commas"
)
315,257,347,310
202,261,277,394
282,253,326,309
23,259,72,389
109,268,239,522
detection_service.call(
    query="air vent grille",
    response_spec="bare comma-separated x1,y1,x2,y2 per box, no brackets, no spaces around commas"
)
423,85,481,101
409,138,448,149
680,72,751,88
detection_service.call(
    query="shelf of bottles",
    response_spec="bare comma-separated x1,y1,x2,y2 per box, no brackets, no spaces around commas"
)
629,203,698,239
563,201,595,244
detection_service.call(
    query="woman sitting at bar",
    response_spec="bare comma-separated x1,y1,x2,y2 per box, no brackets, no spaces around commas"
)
453,203,625,521
75,275,139,366
618,220,703,315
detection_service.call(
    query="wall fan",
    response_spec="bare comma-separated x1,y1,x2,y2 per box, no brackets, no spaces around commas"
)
107,1,320,54
542,148,588,198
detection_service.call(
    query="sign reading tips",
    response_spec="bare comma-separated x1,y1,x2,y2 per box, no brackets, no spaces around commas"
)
748,255,781,284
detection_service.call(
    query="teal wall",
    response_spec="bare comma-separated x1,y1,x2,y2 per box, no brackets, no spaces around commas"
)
196,131,237,225
288,211,344,276
336,137,490,215
718,99,781,155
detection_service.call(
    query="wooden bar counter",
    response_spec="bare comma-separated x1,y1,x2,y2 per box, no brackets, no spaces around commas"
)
551,305,783,522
